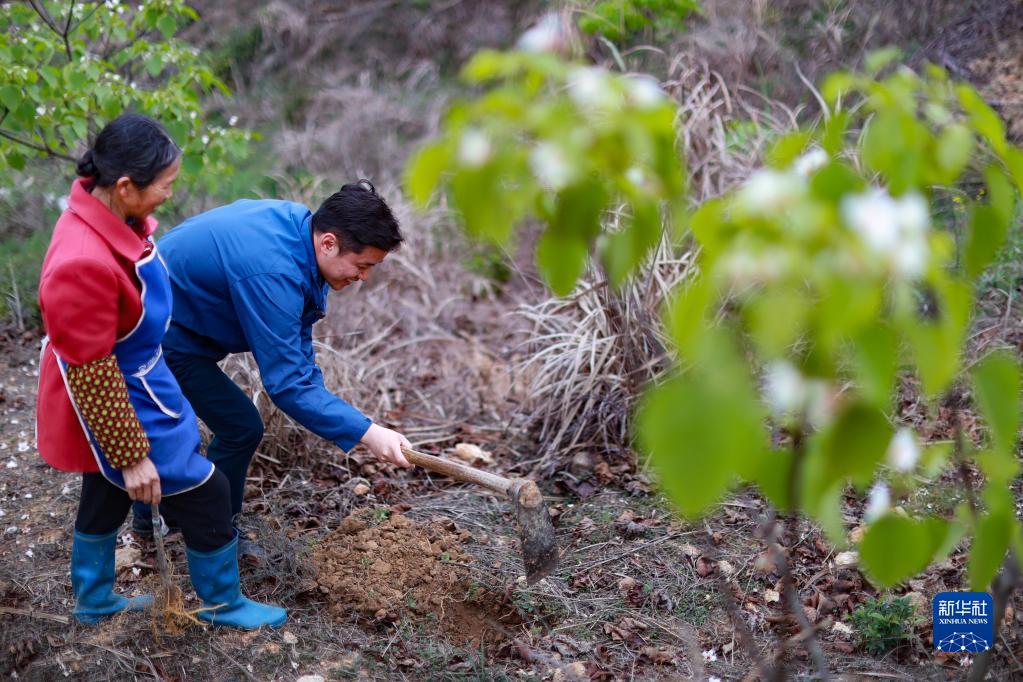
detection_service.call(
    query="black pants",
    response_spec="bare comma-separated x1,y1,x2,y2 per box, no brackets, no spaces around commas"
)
77,469,234,552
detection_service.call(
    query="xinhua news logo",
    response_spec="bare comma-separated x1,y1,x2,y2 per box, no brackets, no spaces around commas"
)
933,592,994,653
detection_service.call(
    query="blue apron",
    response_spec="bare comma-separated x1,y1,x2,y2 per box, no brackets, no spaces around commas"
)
54,243,214,495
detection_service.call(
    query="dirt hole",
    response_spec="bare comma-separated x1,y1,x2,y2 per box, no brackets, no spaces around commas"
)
313,510,522,647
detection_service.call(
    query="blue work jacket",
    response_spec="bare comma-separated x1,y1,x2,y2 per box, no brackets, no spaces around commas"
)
158,199,371,451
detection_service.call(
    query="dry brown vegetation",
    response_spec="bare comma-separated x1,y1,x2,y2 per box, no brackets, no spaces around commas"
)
6,0,1023,680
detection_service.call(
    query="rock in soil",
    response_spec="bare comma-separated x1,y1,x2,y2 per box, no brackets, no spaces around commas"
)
313,510,520,647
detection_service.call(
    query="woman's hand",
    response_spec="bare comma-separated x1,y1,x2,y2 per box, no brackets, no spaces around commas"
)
360,424,414,469
122,457,162,504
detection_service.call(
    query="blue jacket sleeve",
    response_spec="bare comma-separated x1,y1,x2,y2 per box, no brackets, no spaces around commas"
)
228,273,371,451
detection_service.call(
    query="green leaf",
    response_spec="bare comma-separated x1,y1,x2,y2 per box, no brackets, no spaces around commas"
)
965,204,1011,280
536,228,588,296
745,286,807,358
935,124,974,182
667,277,714,360
861,515,947,586
156,15,177,40
972,350,1021,456
816,401,891,487
638,344,767,518
865,48,902,74
766,131,810,169
0,86,20,111
810,161,864,203
404,141,451,208
968,510,1013,591
852,323,898,408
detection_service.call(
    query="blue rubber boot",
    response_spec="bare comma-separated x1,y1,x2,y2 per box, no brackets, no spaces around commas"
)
71,529,153,624
186,534,286,629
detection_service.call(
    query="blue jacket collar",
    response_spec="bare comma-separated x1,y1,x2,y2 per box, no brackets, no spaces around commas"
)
302,214,328,314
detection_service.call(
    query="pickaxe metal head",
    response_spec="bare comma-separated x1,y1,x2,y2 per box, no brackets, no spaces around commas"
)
510,479,559,584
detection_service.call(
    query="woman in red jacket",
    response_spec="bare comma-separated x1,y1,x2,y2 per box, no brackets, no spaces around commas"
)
36,113,284,629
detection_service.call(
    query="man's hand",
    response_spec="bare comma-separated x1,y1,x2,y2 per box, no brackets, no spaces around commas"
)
122,457,162,504
361,424,414,468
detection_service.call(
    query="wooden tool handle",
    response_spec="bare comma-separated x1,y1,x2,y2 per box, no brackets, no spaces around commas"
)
402,447,515,495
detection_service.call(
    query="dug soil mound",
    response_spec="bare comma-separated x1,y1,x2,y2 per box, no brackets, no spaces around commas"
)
313,511,521,647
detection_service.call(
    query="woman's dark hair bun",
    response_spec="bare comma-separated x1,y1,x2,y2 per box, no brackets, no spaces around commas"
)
76,149,98,178
76,113,180,189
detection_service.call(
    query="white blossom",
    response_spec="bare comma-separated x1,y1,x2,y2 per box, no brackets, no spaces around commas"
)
792,148,828,176
864,482,891,522
228,115,238,126
17,441,29,453
625,75,665,109
764,361,806,416
530,142,573,190
567,66,620,111
189,111,197,120
516,13,565,54
702,649,718,662
887,428,921,472
25,549,33,558
5,459,16,469
457,129,492,167
841,188,931,278
737,169,805,213
200,135,210,145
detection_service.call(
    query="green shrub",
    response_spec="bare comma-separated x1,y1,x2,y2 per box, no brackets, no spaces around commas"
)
850,596,917,656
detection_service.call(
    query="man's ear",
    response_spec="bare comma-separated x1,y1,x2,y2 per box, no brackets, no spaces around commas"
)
318,231,338,254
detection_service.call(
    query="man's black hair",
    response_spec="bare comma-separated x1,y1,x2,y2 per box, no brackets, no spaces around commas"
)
76,113,180,189
312,179,404,253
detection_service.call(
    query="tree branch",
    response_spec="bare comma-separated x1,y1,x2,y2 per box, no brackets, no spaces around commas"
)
0,128,75,162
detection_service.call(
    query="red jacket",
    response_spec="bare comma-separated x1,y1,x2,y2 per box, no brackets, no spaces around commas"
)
36,178,158,472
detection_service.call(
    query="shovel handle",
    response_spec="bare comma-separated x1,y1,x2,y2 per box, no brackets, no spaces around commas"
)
401,447,515,496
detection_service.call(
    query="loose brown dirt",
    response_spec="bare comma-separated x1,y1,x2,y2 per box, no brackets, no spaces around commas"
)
312,510,521,648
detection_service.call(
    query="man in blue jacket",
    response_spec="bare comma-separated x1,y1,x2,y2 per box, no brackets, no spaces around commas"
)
133,181,412,549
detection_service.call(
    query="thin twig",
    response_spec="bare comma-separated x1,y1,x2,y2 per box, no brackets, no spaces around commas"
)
0,606,70,624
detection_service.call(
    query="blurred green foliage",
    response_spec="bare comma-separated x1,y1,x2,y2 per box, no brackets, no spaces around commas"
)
577,0,701,44
405,49,685,295
0,0,252,190
406,44,1023,592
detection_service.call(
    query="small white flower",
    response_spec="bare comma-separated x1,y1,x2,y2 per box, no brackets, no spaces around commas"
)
189,111,197,120
887,428,921,472
457,129,492,167
702,648,718,662
842,188,900,252
131,567,141,577
792,148,828,176
200,135,210,145
529,142,573,190
567,66,620,111
25,549,33,558
121,532,134,545
516,13,565,54
625,75,666,109
35,106,46,116
23,493,31,499
625,167,646,187
19,514,27,520
737,169,805,213
61,484,72,495
764,361,806,416
709,678,722,682
228,115,238,126
0,510,4,517
864,482,891,522
17,442,29,453
6,459,16,469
